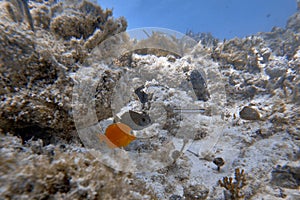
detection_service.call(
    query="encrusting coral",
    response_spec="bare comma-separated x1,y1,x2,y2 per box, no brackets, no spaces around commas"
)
0,133,156,199
0,0,300,199
0,0,127,144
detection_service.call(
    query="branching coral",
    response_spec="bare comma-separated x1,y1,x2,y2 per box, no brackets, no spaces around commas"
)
218,168,247,200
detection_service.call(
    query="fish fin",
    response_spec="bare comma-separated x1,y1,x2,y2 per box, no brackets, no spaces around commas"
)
97,134,118,149
114,114,121,123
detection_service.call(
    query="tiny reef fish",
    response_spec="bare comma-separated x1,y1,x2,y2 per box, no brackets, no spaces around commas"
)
117,110,151,130
98,122,136,148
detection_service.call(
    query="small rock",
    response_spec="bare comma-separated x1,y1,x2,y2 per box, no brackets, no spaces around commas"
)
169,194,182,200
183,184,209,200
167,55,177,62
271,165,300,189
239,106,260,120
265,65,286,79
292,80,300,104
190,69,210,101
134,85,148,104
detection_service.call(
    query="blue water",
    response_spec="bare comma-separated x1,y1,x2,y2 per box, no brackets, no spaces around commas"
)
98,0,297,39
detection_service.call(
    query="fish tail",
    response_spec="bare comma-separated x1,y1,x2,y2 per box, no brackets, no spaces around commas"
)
97,134,118,149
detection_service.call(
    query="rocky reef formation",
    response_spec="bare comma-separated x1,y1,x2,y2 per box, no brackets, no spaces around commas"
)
0,133,155,199
0,0,126,144
0,0,299,199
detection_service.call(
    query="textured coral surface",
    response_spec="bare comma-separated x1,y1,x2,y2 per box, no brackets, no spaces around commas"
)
0,0,299,199
0,134,155,200
0,0,126,144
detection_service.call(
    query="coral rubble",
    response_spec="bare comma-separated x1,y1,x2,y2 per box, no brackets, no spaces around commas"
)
0,0,127,144
0,0,299,199
0,134,155,199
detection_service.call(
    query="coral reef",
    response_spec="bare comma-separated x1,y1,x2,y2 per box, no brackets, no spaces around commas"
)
0,0,127,144
186,30,219,48
0,133,156,199
1,0,34,31
0,0,299,199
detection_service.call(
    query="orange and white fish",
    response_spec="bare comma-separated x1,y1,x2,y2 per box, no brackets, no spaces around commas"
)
98,122,136,148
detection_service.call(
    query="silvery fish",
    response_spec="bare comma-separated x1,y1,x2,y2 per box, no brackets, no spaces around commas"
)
116,110,151,130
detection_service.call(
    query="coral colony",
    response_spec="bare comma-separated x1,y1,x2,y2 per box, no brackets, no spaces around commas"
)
0,0,299,199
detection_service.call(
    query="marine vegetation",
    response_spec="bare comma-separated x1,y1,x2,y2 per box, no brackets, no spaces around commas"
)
218,168,247,200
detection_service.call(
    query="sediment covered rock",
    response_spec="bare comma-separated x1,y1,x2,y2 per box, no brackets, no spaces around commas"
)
0,0,127,144
0,0,299,199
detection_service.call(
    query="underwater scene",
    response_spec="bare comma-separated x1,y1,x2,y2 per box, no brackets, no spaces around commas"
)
0,0,299,199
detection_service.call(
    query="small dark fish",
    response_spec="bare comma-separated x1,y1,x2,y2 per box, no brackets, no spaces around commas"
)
117,110,151,130
129,110,151,127
134,85,148,104
190,69,210,101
